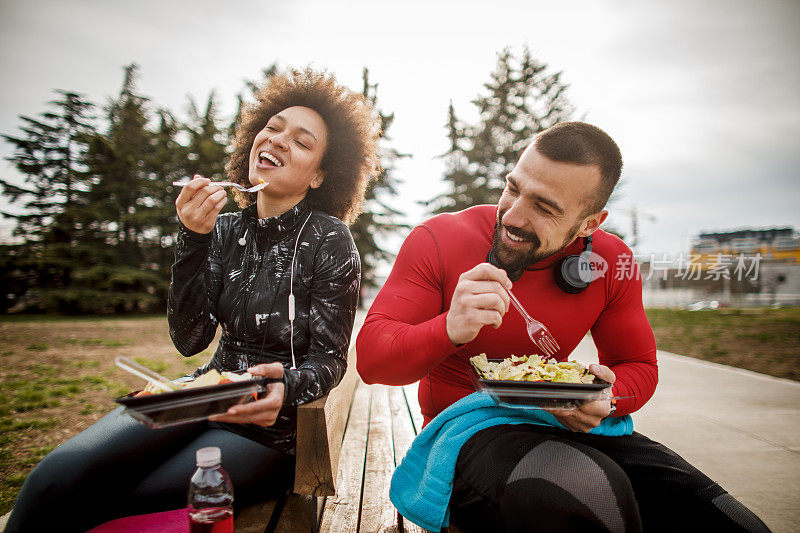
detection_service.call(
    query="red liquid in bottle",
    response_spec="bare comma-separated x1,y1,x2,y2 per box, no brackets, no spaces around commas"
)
189,507,234,533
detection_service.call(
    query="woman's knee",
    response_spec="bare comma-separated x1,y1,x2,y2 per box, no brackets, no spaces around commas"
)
16,449,82,504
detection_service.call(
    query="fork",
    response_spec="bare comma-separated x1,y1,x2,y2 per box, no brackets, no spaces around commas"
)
171,180,269,193
505,288,560,357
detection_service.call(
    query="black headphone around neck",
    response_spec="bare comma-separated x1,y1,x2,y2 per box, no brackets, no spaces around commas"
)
486,235,594,294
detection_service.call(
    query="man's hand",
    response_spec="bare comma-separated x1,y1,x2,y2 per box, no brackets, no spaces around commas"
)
446,263,512,346
175,175,227,234
547,364,616,432
211,363,285,427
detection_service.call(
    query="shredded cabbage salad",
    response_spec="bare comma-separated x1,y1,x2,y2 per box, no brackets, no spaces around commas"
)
470,353,596,384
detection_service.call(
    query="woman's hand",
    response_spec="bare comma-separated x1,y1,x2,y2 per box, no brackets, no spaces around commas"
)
546,364,616,432
211,363,286,427
175,175,227,234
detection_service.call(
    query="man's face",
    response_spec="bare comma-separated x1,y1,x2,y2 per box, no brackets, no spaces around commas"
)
491,144,604,272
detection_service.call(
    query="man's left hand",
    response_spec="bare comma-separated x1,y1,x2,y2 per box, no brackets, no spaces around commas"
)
211,363,285,427
546,364,615,433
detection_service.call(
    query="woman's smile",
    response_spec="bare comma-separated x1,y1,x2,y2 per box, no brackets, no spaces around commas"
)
255,149,284,169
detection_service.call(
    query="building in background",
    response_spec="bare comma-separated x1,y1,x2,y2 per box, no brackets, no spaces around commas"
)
640,227,800,308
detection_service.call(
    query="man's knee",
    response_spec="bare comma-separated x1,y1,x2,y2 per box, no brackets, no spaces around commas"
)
500,440,640,533
452,428,641,533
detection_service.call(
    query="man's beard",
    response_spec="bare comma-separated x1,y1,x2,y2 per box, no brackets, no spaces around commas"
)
490,209,581,272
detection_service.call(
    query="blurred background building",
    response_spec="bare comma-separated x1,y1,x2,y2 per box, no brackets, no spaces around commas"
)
641,227,800,308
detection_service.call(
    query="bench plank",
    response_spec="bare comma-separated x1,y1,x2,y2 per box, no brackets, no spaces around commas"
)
402,382,424,433
388,386,430,533
319,381,370,533
388,386,416,464
359,385,399,532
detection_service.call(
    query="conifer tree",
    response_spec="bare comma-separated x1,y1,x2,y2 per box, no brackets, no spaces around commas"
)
349,67,408,295
149,109,187,274
425,47,576,214
0,90,95,240
0,90,95,312
185,91,228,181
77,64,167,312
185,92,235,214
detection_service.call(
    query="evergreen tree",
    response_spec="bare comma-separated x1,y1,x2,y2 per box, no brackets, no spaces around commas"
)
184,91,228,181
0,90,96,312
349,68,409,295
424,47,576,214
0,90,95,241
149,109,187,276
185,92,235,214
76,64,167,313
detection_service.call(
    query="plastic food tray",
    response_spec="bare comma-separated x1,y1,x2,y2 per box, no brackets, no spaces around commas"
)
468,359,612,410
115,376,278,428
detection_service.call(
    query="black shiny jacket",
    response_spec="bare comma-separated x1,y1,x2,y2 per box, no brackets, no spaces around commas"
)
167,197,360,453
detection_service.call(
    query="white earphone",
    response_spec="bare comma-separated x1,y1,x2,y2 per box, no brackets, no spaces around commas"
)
288,214,312,369
243,213,312,370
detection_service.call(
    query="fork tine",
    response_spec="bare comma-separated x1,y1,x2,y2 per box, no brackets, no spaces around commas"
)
547,336,560,353
542,336,556,353
542,333,559,352
539,336,557,356
546,339,557,355
536,338,553,357
534,340,548,356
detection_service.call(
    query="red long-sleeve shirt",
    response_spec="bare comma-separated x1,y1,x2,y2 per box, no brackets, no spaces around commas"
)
356,205,658,424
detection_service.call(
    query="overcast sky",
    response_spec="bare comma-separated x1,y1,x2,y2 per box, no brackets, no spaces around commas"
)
1,0,798,257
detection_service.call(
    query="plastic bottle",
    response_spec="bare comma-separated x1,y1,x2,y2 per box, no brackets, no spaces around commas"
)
188,446,234,533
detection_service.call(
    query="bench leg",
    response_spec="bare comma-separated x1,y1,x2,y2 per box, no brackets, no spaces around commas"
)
311,495,326,533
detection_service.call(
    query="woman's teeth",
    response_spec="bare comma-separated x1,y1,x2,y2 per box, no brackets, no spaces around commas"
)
258,151,283,167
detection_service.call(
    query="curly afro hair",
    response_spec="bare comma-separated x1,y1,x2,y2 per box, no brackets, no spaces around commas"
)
226,67,381,225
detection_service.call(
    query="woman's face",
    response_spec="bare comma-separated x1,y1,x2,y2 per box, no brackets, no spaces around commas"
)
248,106,328,200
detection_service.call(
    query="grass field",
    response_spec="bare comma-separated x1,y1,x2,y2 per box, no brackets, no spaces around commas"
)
1,309,798,516
0,316,220,516
646,308,800,381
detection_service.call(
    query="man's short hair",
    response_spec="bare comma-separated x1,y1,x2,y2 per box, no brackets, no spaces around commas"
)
534,122,623,215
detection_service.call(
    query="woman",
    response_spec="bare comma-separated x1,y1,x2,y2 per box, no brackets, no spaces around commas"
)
6,68,381,533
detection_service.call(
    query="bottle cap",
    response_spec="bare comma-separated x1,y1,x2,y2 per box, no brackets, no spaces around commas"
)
196,446,221,467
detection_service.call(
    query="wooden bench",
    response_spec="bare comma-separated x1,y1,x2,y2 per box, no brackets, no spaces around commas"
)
235,344,433,533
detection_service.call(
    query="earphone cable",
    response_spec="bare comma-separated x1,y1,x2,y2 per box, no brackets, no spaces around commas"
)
288,213,312,370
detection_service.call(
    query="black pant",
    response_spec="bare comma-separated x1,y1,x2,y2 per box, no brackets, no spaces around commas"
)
5,407,294,533
450,424,771,533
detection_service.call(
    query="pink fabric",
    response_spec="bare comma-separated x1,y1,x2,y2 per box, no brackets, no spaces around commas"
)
86,508,189,533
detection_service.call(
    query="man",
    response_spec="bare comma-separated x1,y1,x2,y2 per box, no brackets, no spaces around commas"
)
356,123,769,532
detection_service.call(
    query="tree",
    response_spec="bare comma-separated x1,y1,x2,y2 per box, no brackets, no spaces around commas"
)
0,90,96,312
75,64,168,313
0,90,95,241
424,47,576,214
184,92,229,181
348,68,408,295
148,109,188,277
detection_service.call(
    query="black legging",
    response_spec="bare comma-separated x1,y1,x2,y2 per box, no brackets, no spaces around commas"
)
5,407,294,533
449,424,771,533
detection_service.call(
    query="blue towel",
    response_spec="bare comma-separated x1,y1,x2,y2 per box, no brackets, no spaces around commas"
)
389,392,633,532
